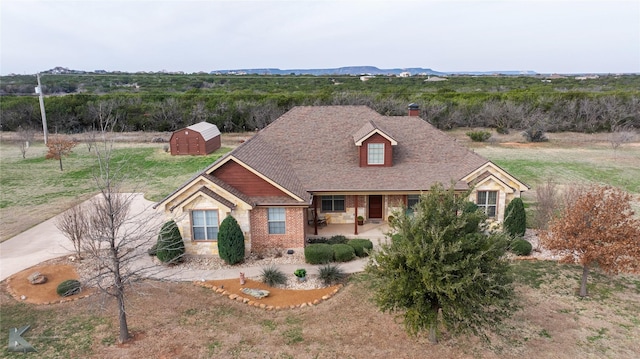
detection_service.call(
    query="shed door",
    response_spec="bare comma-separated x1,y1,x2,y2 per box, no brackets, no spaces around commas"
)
369,195,383,219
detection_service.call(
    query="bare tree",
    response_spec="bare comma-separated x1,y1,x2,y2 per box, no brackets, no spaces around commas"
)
79,118,166,344
55,201,88,260
609,125,635,155
15,125,36,158
534,178,559,232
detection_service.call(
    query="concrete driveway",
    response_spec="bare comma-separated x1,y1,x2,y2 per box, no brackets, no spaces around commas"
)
0,193,157,281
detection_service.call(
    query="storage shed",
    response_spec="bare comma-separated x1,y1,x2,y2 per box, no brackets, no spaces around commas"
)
170,122,221,155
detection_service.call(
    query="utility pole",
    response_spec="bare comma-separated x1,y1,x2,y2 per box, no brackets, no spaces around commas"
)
36,73,48,144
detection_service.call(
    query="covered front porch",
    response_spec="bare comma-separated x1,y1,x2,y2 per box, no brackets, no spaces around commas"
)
305,221,390,243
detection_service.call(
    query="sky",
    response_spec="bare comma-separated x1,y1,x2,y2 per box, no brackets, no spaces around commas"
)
1,0,639,75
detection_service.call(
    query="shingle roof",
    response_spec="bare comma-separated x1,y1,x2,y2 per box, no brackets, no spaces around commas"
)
186,122,221,141
229,106,489,194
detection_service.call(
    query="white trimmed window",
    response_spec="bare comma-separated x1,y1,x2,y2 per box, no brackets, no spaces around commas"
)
268,208,286,234
321,195,345,212
192,210,219,240
477,191,498,218
367,143,384,165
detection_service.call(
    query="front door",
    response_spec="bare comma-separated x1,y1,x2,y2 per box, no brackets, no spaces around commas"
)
369,195,383,219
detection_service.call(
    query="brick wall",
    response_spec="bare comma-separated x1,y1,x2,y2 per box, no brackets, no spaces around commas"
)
250,207,306,252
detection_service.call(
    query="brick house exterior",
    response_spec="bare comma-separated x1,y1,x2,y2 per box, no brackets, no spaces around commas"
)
155,105,528,257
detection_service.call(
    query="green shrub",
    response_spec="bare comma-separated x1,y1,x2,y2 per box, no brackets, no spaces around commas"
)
466,130,492,142
511,239,533,256
57,279,81,297
147,243,158,256
156,220,185,264
304,243,334,264
327,235,348,245
347,239,373,257
294,268,307,278
260,265,287,287
307,237,328,244
218,215,245,265
318,264,346,286
504,198,527,237
333,243,356,262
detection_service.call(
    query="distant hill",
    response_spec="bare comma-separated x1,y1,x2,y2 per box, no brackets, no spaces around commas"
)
211,66,538,76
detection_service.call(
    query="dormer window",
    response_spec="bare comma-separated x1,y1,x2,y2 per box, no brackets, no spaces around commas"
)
367,143,384,165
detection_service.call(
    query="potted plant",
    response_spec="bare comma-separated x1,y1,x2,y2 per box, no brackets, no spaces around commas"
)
357,215,364,226
294,268,307,282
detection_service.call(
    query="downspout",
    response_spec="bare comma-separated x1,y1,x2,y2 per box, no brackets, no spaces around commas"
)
354,195,358,235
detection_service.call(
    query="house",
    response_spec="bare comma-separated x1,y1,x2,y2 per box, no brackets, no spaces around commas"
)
155,105,528,256
169,122,221,155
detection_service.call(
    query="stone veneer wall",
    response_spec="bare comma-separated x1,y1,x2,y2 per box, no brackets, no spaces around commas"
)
250,207,306,252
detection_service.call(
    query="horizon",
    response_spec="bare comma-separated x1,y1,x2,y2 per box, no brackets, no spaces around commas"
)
2,1,639,76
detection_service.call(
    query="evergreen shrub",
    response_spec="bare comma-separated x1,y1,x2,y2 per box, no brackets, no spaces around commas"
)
57,279,81,297
156,220,185,264
218,215,245,265
333,243,356,262
304,243,334,264
347,239,373,257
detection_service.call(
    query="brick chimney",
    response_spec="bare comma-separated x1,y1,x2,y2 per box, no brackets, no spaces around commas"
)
408,103,420,116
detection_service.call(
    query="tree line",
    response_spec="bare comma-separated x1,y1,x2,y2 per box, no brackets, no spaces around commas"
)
1,74,638,134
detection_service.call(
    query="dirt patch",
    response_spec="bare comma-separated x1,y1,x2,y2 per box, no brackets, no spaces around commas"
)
201,278,341,308
5,262,96,305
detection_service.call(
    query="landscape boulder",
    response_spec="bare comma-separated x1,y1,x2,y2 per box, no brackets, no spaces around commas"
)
28,271,47,285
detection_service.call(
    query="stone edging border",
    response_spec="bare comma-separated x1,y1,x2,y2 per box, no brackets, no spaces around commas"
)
5,276,95,306
194,281,344,310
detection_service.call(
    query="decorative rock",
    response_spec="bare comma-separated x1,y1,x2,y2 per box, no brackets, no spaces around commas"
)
259,304,266,309
322,295,330,300
27,271,47,285
300,303,307,308
313,299,320,305
20,295,26,300
229,294,238,300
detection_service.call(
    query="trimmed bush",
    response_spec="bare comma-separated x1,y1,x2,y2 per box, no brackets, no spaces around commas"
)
504,198,527,237
304,243,334,264
57,279,81,297
218,215,245,265
318,264,346,286
327,235,348,245
466,130,492,142
347,239,373,257
333,243,356,262
306,237,329,244
260,265,287,287
511,239,533,256
156,220,185,264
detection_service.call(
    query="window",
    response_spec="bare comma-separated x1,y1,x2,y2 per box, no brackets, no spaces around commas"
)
367,143,384,165
268,208,286,234
192,210,219,240
321,195,345,212
477,191,497,218
406,194,420,214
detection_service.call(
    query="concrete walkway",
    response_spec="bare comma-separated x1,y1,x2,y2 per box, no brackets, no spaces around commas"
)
1,194,388,282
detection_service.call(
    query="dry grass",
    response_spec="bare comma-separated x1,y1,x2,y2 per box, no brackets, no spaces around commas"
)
1,261,639,358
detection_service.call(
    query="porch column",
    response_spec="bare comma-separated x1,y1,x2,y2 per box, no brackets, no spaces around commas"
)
354,195,358,235
314,198,318,235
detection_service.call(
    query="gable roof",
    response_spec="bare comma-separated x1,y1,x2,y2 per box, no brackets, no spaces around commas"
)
352,120,398,146
157,106,516,208
224,106,488,193
185,122,220,141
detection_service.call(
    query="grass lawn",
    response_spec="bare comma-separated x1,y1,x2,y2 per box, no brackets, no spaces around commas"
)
0,141,229,241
